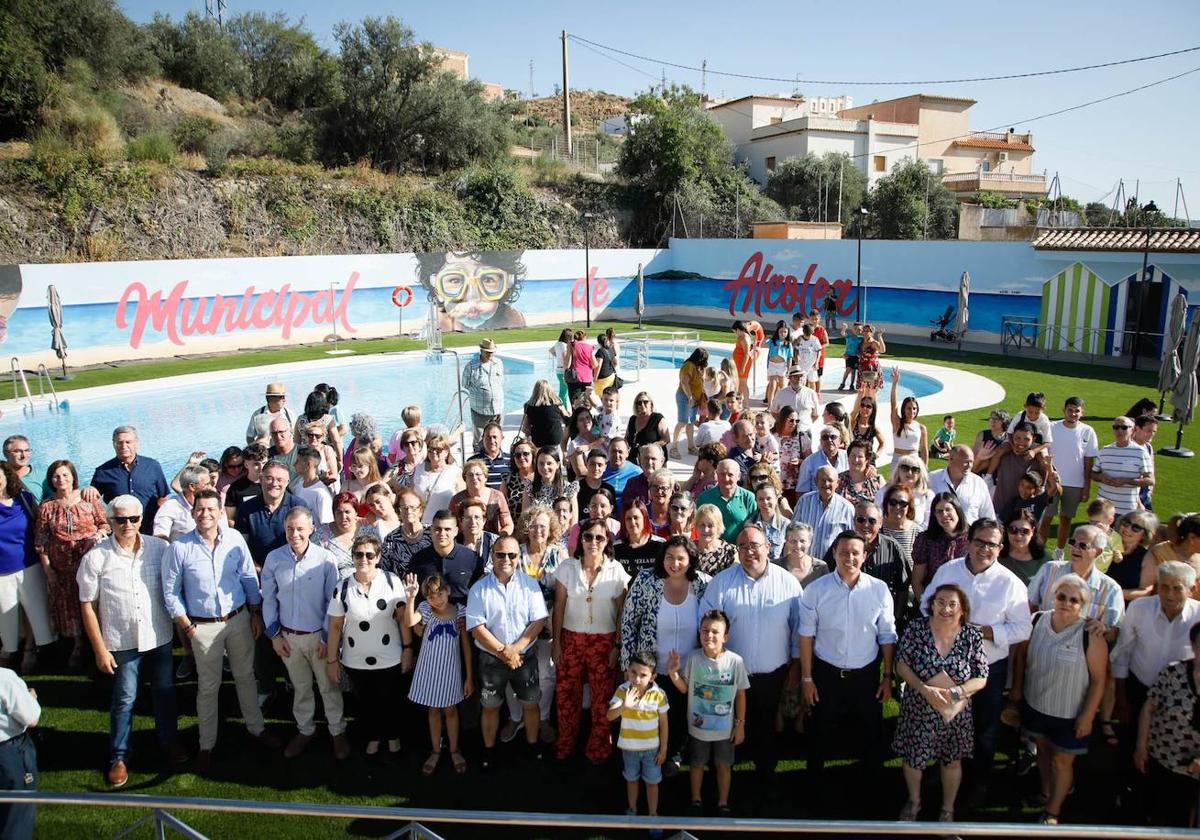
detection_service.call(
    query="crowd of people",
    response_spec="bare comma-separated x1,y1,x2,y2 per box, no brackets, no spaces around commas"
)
0,317,1195,836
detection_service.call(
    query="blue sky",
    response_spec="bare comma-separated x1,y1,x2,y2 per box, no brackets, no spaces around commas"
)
118,0,1200,215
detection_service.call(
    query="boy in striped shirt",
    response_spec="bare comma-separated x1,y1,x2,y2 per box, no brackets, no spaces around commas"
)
608,652,669,825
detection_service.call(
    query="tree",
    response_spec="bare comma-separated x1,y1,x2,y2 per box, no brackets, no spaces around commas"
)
765,152,867,227
316,17,511,173
225,13,336,110
867,159,959,240
972,191,1017,209
0,8,49,139
12,0,157,84
145,12,250,102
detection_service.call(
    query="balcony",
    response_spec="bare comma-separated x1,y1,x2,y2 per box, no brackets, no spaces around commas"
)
942,170,1046,197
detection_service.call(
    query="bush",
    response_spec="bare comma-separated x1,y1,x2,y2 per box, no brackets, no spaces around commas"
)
273,116,316,164
127,131,176,164
231,120,277,158
201,130,238,175
145,12,250,102
171,114,219,153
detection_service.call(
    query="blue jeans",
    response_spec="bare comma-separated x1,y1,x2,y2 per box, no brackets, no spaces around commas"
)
0,732,36,839
111,642,177,763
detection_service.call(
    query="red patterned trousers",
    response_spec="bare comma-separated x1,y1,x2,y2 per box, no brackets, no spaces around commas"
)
554,628,617,763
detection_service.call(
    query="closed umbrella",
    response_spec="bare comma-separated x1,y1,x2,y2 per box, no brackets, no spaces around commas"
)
635,263,645,329
1157,292,1187,416
1163,309,1199,458
47,284,69,379
955,271,970,352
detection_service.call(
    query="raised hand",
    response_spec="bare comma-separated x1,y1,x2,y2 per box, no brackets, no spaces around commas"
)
403,573,420,600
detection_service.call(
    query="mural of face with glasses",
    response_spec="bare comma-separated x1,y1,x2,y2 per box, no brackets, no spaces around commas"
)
0,266,22,344
414,251,527,332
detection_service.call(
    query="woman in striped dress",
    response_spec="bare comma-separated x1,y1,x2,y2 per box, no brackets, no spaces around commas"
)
403,573,473,776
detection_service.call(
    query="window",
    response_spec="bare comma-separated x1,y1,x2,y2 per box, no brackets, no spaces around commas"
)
766,156,777,173
873,155,886,172
980,160,992,173
928,159,944,175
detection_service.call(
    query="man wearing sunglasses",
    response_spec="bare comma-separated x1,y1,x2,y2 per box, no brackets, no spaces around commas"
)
78,495,184,787
463,339,505,450
848,501,909,623
928,445,996,526
1026,524,1124,638
795,425,847,495
921,518,1032,808
1092,416,1154,517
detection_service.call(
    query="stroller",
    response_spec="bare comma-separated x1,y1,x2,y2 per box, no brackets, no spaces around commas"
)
930,305,957,343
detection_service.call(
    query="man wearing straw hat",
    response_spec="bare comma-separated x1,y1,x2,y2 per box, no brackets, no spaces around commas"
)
463,339,505,449
246,382,295,446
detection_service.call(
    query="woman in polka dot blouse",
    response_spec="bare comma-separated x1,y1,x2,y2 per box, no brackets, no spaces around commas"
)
327,533,408,757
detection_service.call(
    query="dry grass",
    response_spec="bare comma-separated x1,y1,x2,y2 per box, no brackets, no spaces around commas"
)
0,141,32,161
178,151,208,171
329,159,399,188
79,229,124,261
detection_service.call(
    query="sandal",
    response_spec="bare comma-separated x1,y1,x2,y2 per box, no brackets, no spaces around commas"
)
1100,720,1119,747
450,751,467,775
898,801,921,821
938,809,954,822
421,750,441,776
1040,812,1059,825
669,446,681,459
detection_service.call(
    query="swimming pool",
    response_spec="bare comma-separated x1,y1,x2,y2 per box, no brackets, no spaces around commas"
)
3,341,941,486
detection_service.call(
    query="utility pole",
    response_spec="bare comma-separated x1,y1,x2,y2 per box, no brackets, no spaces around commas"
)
529,60,534,100
836,162,844,229
661,68,667,98
561,31,572,156
701,59,707,101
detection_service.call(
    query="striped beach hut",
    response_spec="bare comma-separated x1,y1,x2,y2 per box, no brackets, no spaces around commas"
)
1110,265,1187,358
1038,262,1112,354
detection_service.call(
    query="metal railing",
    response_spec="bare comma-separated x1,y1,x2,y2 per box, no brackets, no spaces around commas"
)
9,357,35,413
34,364,61,410
425,348,470,460
943,171,1046,185
615,330,702,378
1000,316,1165,366
3,792,1195,839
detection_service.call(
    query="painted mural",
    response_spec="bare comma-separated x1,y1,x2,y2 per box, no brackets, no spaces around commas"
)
413,250,527,331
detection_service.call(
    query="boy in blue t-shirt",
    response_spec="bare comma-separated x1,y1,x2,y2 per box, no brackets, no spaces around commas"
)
667,609,748,817
838,323,864,391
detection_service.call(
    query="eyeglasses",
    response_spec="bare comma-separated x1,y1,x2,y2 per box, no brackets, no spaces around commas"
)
304,431,324,438
352,551,377,559
820,433,839,441
898,465,919,473
112,515,142,525
433,268,510,302
1054,592,1083,605
931,598,960,610
886,500,910,508
1007,526,1033,535
492,551,518,560
581,532,608,543
651,485,671,494
402,440,422,447
972,539,1002,550
737,541,767,552
514,451,533,458
1121,522,1146,533
635,399,651,406
1112,424,1131,431
1067,538,1096,549
855,516,879,525
669,504,691,513
270,429,290,437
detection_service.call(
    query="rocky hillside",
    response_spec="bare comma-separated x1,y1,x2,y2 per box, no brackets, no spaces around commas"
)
522,91,631,128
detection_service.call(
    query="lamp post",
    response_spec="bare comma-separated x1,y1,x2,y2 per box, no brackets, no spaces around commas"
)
1130,200,1159,371
582,212,595,328
855,207,868,322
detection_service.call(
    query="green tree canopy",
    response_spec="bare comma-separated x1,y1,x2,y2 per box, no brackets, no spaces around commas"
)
765,152,867,228
145,12,250,102
866,159,959,240
225,13,336,110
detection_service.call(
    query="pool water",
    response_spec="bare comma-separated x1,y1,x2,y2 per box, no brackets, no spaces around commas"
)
3,343,940,486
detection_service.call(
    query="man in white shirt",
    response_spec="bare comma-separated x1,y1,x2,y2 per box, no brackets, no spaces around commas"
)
153,464,211,543
922,517,1031,801
770,367,820,436
791,323,822,385
1041,396,1099,545
694,399,732,448
928,445,995,526
246,382,295,446
289,447,334,525
1092,416,1153,516
78,494,183,788
799,530,896,804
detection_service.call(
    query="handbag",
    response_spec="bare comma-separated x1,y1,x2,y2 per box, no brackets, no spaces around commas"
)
564,364,579,385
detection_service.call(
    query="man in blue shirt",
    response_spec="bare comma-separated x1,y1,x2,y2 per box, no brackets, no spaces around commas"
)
795,425,849,495
261,507,347,761
89,426,170,535
602,438,642,509
474,423,512,491
163,490,280,772
701,523,802,783
799,529,897,808
411,509,485,607
463,339,504,449
466,534,548,770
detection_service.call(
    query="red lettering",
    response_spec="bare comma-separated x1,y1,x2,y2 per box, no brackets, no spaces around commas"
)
722,252,763,315
591,274,608,307
833,279,857,315
572,267,608,309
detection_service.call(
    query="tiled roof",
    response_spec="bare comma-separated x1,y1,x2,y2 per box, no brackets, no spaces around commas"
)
952,137,1034,151
1032,227,1200,252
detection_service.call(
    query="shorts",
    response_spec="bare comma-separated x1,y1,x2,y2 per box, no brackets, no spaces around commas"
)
675,389,699,425
804,368,819,384
1041,486,1084,521
1020,702,1089,755
478,649,540,709
766,361,788,378
844,355,859,371
622,749,663,783
689,735,735,767
817,365,824,377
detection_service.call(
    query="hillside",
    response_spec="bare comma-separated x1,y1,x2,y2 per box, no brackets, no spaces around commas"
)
522,90,631,128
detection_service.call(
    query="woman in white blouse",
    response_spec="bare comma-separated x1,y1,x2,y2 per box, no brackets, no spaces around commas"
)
551,516,630,764
326,534,407,757
412,435,464,526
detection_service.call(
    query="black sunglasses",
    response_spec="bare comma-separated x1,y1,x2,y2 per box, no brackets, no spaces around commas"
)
112,515,142,525
351,551,377,559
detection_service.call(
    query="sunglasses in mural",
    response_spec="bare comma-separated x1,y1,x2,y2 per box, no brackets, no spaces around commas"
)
414,251,527,332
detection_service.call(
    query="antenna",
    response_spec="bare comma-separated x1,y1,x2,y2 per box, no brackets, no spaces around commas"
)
792,73,801,98
1108,179,1127,226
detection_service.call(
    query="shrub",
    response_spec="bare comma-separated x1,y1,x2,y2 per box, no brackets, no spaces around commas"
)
201,130,238,175
273,116,316,164
127,131,176,164
171,114,219,153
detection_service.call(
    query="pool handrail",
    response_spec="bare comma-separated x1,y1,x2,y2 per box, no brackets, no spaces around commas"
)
9,358,35,413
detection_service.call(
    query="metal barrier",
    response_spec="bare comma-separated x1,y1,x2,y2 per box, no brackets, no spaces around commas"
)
426,348,470,460
615,330,702,381
3,792,1196,839
1000,317,1165,366
9,357,36,413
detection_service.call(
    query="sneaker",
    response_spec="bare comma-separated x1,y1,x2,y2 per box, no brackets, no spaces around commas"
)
499,719,523,743
175,656,195,680
107,760,128,788
686,801,703,817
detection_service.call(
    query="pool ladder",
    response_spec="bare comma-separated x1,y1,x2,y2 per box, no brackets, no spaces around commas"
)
9,358,61,414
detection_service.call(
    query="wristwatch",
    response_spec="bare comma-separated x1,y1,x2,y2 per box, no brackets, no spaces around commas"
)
950,686,963,701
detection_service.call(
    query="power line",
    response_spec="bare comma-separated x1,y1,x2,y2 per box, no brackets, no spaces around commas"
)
568,34,1200,87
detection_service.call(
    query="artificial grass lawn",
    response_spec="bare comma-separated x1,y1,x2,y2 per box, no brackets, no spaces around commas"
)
26,320,1188,836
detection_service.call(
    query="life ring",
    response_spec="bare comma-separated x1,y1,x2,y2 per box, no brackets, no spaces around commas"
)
391,285,414,308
